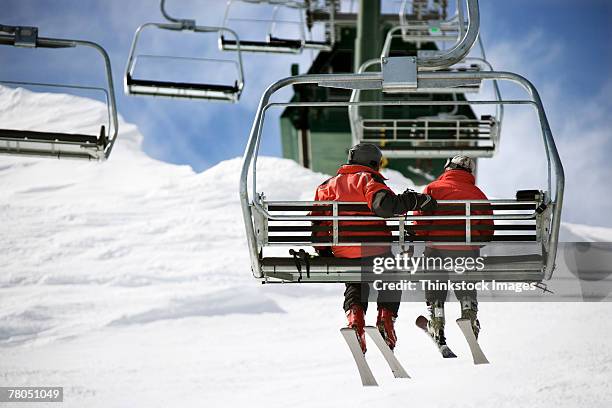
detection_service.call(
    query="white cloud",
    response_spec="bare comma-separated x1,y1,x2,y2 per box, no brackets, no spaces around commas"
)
478,30,612,227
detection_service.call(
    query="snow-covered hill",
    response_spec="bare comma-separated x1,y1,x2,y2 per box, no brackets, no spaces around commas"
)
1,86,611,407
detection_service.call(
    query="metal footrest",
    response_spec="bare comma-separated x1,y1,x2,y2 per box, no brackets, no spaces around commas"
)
261,254,545,283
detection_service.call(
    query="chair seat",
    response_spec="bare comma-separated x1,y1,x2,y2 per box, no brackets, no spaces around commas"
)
220,36,302,52
126,75,238,93
0,128,101,145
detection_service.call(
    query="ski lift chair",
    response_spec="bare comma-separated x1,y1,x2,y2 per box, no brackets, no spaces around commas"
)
219,0,335,53
348,56,503,158
0,25,118,160
396,0,465,48
240,0,564,284
125,0,244,102
369,10,504,158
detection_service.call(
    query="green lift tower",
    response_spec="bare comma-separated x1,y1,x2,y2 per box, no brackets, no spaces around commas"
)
280,0,478,184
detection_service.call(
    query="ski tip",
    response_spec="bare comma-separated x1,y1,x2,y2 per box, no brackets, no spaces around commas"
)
340,327,360,336
439,345,457,358
415,315,428,329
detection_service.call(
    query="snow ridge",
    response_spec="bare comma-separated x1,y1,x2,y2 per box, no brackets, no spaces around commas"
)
1,87,611,408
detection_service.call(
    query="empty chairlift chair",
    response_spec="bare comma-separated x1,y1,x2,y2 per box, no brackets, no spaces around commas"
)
124,0,244,101
219,0,335,54
395,0,466,49
0,25,119,160
240,0,564,284
355,6,504,159
348,56,503,158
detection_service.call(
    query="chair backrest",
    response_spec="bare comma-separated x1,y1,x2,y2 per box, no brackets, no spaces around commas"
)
257,198,543,245
252,194,553,283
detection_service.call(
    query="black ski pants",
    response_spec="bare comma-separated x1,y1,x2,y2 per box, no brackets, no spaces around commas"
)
423,247,480,306
342,252,401,316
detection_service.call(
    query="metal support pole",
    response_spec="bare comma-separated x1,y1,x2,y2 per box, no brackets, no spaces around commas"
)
355,0,381,123
354,0,380,70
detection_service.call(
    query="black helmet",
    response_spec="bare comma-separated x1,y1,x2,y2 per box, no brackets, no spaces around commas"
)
347,143,382,169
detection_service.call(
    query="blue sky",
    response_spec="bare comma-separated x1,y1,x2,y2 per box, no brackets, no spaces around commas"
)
1,0,612,226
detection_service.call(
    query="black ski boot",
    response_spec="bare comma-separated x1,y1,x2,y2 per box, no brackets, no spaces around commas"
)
426,302,457,358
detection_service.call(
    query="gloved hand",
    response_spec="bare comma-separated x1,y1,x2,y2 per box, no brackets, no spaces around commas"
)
415,193,437,211
399,189,437,211
316,248,334,257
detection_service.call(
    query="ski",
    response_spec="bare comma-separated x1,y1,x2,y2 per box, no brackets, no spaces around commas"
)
456,318,489,365
415,315,457,358
364,326,410,379
340,328,378,386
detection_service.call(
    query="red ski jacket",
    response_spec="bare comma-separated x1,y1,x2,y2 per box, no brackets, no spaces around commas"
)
311,165,393,258
414,169,493,250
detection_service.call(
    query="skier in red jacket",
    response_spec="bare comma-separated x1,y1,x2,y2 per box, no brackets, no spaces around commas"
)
312,143,437,353
415,155,493,347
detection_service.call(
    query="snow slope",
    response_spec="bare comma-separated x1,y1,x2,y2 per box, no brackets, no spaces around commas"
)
1,86,611,407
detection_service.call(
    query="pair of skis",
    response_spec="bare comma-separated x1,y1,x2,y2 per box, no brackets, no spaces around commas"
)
340,326,410,386
415,315,489,365
342,317,488,386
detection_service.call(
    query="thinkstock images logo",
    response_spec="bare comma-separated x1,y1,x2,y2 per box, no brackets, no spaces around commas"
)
361,243,612,302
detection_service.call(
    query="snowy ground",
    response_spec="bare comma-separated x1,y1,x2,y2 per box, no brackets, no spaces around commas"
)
1,86,611,407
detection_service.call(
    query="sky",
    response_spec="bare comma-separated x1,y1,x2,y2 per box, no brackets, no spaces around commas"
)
1,0,611,227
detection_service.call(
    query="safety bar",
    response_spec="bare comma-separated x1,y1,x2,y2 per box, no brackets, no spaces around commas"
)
0,26,119,160
239,69,564,280
124,22,244,102
160,0,196,28
256,199,538,222
393,0,480,70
